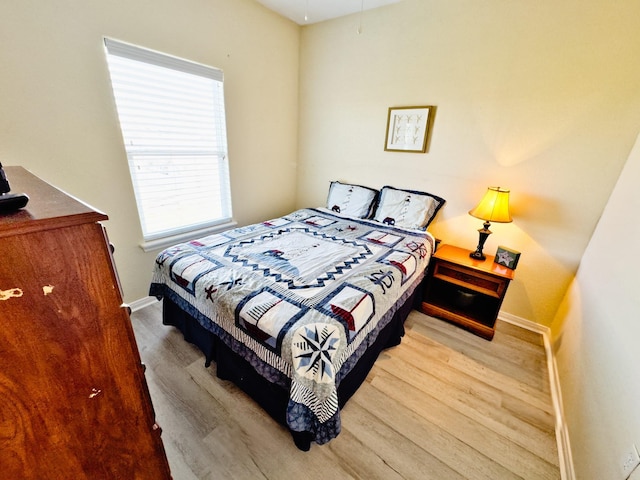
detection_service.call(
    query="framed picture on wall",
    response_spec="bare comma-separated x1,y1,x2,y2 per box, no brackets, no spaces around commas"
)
384,105,434,153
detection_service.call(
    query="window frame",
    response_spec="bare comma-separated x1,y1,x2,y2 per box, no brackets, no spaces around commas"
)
103,37,235,251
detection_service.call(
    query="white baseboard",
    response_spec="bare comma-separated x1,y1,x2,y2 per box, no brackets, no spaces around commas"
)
128,296,161,313
499,311,575,480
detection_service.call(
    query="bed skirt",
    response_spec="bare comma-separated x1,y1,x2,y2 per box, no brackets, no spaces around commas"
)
160,285,421,451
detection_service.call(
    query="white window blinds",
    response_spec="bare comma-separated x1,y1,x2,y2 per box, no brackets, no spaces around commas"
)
104,38,233,243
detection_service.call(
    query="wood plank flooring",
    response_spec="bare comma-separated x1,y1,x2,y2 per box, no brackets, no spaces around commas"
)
131,302,560,479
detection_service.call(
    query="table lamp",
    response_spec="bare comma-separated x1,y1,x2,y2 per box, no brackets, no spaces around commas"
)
468,186,512,260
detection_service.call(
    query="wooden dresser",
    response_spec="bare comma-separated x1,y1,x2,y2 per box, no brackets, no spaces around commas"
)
0,167,171,478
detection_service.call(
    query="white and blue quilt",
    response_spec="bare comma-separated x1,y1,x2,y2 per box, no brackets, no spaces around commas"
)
149,208,435,445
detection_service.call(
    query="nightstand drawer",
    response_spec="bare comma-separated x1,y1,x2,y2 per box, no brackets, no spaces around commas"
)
433,261,508,298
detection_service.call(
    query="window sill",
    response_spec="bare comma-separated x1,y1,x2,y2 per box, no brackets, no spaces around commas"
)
139,220,237,252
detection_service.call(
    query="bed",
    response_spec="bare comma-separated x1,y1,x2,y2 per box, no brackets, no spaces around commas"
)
149,183,444,450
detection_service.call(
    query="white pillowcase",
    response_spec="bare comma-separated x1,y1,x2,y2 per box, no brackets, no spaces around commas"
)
373,186,445,229
326,181,378,218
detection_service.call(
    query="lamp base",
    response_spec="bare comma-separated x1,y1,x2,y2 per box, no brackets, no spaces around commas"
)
469,221,492,261
469,250,486,261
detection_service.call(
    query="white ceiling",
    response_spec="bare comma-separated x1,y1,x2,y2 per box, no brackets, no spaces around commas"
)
255,0,402,25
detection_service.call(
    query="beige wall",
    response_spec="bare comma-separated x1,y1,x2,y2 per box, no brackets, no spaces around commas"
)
296,0,640,326
552,134,640,479
0,0,300,302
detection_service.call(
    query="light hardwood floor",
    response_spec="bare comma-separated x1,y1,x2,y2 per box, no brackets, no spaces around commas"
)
131,302,560,480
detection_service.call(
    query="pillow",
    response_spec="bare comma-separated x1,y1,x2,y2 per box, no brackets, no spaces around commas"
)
373,186,445,229
326,181,378,218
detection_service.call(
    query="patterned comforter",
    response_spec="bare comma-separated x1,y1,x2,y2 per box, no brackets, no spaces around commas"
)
149,208,435,444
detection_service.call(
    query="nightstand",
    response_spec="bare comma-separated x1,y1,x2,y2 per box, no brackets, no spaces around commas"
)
420,244,515,340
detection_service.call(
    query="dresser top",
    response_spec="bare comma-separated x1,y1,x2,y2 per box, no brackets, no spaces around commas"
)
0,166,107,238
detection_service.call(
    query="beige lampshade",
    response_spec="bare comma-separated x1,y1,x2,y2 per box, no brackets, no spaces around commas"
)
469,187,512,223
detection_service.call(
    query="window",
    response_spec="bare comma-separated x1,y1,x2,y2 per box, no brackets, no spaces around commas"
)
104,38,233,251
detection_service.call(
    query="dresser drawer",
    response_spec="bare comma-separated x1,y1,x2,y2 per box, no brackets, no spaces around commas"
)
433,261,508,298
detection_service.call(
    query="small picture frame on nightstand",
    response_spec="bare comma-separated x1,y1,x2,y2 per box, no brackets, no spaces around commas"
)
495,246,520,270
